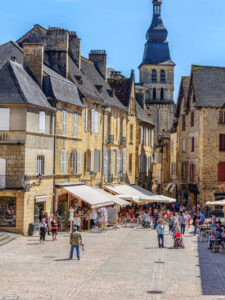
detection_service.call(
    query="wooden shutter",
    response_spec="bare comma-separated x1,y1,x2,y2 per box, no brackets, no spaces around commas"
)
85,108,89,132
220,135,225,151
90,150,94,172
76,151,81,174
39,111,45,133
140,127,143,145
91,109,95,133
117,149,121,173
62,111,67,136
0,158,6,189
95,111,98,133
219,111,224,124
110,149,114,175
218,163,225,182
151,130,154,147
61,150,67,174
94,150,100,173
107,113,110,135
123,149,126,174
73,113,78,138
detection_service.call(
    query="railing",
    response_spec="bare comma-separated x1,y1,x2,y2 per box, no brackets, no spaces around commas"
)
105,134,114,145
119,136,126,146
0,175,25,190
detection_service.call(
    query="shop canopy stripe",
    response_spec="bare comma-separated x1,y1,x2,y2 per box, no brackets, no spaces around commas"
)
63,185,114,209
94,188,130,207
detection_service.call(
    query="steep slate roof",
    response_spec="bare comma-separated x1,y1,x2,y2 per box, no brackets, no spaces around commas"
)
0,41,23,69
191,65,225,108
136,101,155,125
176,76,190,116
0,61,52,109
43,65,84,107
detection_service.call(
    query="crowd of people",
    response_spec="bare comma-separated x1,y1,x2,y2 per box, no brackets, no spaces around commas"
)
38,211,58,244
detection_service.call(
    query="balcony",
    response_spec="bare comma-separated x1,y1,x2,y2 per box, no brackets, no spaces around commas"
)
119,136,126,146
0,175,27,190
105,134,114,145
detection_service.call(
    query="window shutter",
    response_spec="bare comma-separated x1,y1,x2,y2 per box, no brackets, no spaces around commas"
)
110,149,114,175
61,150,67,174
107,113,110,135
95,111,98,133
151,130,154,147
39,111,45,133
91,109,95,133
0,108,10,131
62,111,67,136
140,127,143,145
76,151,81,174
104,148,109,181
85,108,89,132
117,149,121,173
220,135,225,151
123,149,126,174
94,150,100,173
218,163,225,182
90,150,94,172
73,113,78,138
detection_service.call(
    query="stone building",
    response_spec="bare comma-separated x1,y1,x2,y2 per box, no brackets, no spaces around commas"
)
176,66,225,207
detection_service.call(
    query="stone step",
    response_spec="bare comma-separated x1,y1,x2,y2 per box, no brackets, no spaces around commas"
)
0,232,15,246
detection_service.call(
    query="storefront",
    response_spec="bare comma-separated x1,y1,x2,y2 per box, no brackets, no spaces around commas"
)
0,196,16,227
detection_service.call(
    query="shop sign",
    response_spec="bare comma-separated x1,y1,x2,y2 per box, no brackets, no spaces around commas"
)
35,196,47,203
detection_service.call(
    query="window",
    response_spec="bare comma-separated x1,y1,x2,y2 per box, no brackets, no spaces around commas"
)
191,137,195,152
123,149,126,174
140,126,144,145
61,150,67,174
182,115,186,131
182,138,186,153
76,151,81,174
85,108,89,132
154,5,160,14
70,151,76,173
189,164,195,182
117,149,121,173
107,113,111,135
170,162,176,176
104,148,109,182
160,88,164,100
91,110,98,133
153,88,156,100
37,156,44,175
152,70,157,83
219,135,225,151
0,158,6,189
190,112,194,127
219,111,225,124
218,162,225,182
160,70,165,83
130,124,133,143
182,163,188,181
129,154,132,174
0,108,10,131
39,111,45,133
94,150,100,173
62,111,67,136
73,113,78,138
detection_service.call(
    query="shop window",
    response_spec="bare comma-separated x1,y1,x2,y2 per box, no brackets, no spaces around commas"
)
160,70,165,83
218,163,225,182
0,197,16,227
219,134,225,151
152,70,157,83
37,156,44,175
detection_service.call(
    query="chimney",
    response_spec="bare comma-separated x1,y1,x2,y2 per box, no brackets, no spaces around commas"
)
69,31,81,70
89,50,107,80
23,43,44,87
45,27,69,78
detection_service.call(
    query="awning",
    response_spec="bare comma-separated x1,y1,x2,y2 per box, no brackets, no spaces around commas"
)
148,195,176,203
35,196,47,203
206,200,225,206
63,184,114,209
94,188,130,207
105,184,156,204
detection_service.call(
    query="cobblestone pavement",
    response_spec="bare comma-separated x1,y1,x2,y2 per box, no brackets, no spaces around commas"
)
0,227,225,300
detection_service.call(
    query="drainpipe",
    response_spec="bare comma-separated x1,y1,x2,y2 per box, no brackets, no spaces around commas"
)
101,107,105,188
53,111,57,214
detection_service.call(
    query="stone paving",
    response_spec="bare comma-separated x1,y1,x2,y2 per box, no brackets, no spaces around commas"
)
0,227,225,300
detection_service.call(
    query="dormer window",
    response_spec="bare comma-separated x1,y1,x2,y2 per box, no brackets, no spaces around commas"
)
95,85,103,93
107,89,114,97
152,70,157,83
75,75,82,85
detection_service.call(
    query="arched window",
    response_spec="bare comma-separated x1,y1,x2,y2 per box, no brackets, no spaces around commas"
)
152,70,157,83
160,70,165,83
160,88,164,100
153,88,156,100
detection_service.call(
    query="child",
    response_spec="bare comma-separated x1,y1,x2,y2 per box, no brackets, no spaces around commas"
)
39,218,47,244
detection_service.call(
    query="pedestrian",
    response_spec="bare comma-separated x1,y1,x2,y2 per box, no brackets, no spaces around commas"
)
51,216,58,241
74,214,81,232
69,227,83,260
193,215,198,236
39,210,46,222
186,212,191,231
180,204,185,215
39,218,47,244
156,220,164,248
181,213,187,235
168,214,174,234
153,209,159,229
45,212,50,236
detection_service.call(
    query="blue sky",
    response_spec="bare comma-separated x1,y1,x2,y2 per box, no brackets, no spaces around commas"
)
1,0,225,100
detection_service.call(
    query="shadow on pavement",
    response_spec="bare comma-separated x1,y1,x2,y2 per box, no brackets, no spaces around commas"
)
147,291,163,294
54,258,72,262
198,240,225,295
